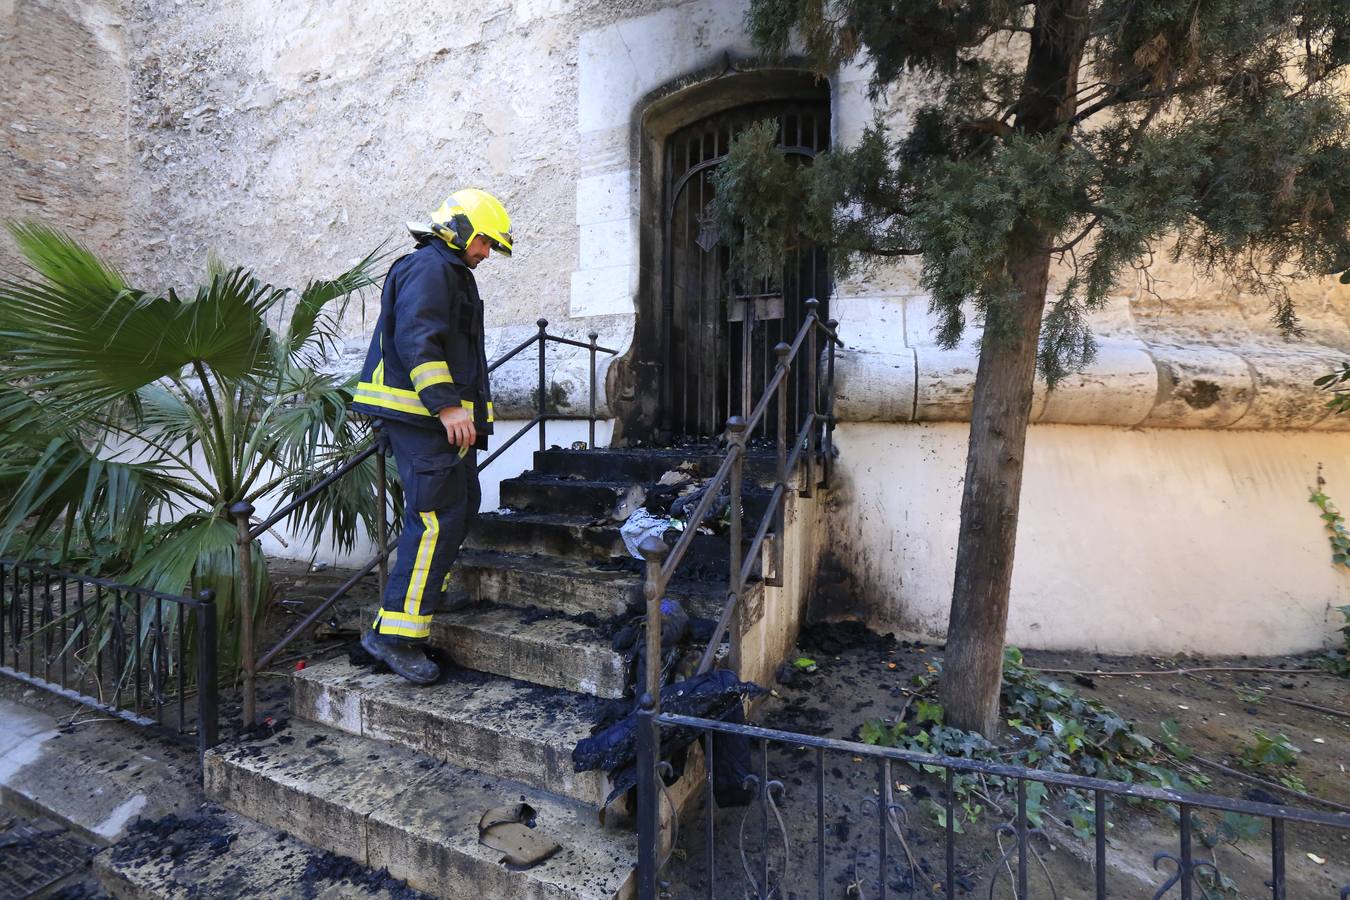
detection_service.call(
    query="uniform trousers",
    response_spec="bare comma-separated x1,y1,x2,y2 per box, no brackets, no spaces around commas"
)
371,419,480,644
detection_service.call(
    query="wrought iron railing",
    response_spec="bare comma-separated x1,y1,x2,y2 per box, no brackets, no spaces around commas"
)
0,561,218,762
233,320,617,724
635,711,1350,898
633,298,840,705
632,297,839,892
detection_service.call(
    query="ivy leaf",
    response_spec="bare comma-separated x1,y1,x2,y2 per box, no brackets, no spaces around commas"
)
860,718,893,747
915,698,945,726
1023,781,1048,828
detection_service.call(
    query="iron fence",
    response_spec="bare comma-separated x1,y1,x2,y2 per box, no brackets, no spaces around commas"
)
233,320,618,724
635,709,1350,899
0,560,218,762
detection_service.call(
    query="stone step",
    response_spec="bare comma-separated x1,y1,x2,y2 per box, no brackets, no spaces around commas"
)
532,448,778,484
454,548,749,620
428,603,628,699
465,512,625,559
204,719,636,900
465,512,742,572
94,803,427,899
499,476,633,519
290,657,614,806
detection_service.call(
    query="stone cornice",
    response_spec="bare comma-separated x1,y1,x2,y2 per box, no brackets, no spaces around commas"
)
832,292,1350,431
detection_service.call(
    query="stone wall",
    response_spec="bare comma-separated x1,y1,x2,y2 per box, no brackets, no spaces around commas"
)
827,422,1350,655
117,0,662,320
0,0,130,275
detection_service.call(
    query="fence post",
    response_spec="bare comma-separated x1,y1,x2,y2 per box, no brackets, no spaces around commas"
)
825,317,838,489
635,690,660,898
741,304,755,425
803,299,819,499
774,343,791,587
588,331,599,450
230,501,257,727
376,438,389,598
537,318,549,453
196,589,218,767
727,416,746,673
636,533,669,896
638,535,670,706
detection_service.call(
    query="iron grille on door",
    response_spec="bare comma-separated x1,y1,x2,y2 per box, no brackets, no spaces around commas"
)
659,100,831,441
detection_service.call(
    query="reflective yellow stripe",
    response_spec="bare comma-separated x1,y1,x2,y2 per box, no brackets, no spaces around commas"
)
403,511,439,619
410,361,454,390
460,399,474,412
354,382,434,417
486,401,495,423
372,608,432,639
373,359,384,385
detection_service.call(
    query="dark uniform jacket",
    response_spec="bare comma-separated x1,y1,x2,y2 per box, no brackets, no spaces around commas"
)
351,239,494,449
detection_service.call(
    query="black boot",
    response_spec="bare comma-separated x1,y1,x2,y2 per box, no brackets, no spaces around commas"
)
432,587,472,613
361,628,440,684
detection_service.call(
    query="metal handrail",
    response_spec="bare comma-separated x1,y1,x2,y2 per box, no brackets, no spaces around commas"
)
740,481,786,587
635,299,839,886
245,443,380,543
639,300,839,697
659,712,1350,828
234,318,619,725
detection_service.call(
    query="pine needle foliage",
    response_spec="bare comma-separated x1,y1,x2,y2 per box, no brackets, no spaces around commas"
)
719,0,1350,384
723,0,1350,736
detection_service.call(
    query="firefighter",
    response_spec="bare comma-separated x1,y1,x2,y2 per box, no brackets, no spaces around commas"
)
352,188,512,684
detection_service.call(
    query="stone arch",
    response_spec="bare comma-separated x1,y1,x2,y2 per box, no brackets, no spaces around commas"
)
608,63,831,443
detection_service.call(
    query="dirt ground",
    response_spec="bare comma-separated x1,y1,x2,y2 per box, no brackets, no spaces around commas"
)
662,623,1350,899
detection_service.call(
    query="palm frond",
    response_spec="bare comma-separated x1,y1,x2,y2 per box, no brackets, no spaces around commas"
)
274,436,401,557
269,370,364,467
283,244,387,358
0,222,285,421
0,426,182,563
6,219,128,297
123,512,269,670
135,383,204,449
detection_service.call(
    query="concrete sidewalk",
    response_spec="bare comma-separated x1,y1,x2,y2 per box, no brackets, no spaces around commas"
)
0,677,201,844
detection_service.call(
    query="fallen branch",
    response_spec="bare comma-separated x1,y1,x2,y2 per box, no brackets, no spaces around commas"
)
1268,694,1350,720
1190,756,1350,815
1178,672,1350,719
1028,665,1321,678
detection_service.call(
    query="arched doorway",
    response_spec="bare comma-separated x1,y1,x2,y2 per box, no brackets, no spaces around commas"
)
660,100,831,440
616,70,831,445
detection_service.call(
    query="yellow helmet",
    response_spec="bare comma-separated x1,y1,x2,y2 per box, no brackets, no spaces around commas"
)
410,188,514,257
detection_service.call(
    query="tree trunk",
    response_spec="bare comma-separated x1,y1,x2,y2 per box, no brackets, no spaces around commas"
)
938,0,1090,737
939,249,1052,736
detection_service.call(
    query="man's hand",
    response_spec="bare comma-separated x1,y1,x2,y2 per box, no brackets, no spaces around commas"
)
438,405,476,449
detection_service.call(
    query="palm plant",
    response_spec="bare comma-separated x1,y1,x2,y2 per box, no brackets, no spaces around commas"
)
0,221,390,673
